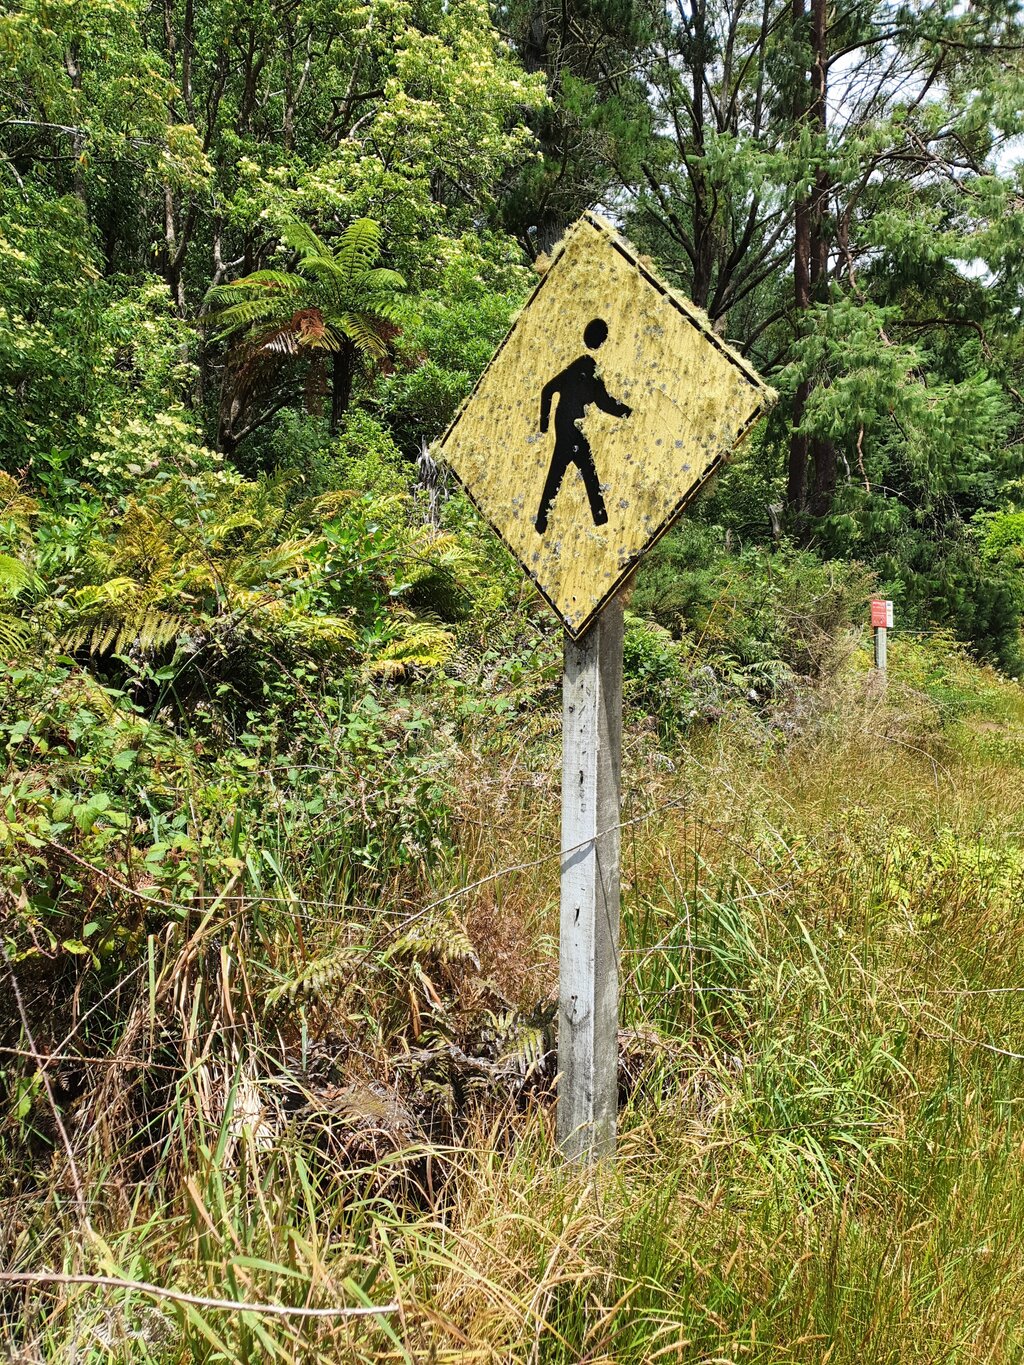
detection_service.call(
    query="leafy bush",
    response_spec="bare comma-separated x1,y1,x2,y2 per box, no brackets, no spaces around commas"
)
632,520,871,684
374,235,533,452
0,459,490,717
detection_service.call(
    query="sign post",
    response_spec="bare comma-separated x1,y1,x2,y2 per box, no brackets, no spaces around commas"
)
558,600,623,1158
871,599,894,672
437,213,775,1161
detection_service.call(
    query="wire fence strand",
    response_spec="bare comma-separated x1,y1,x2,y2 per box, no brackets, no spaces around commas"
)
0,1271,399,1320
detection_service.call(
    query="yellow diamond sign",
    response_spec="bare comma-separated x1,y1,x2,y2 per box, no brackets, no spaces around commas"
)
437,213,777,637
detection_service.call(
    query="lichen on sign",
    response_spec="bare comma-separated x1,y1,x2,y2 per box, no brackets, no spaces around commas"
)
437,212,777,637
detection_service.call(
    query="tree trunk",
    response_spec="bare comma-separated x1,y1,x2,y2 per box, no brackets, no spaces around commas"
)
330,344,354,436
689,0,714,312
788,0,811,523
788,0,836,528
163,186,186,315
807,0,835,518
788,381,810,515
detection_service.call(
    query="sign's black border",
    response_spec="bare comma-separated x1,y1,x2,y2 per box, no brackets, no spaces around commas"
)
436,212,775,640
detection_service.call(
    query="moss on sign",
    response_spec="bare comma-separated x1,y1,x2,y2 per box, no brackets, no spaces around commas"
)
438,213,777,637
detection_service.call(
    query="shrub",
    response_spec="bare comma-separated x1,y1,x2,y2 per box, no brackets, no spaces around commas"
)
633,521,871,684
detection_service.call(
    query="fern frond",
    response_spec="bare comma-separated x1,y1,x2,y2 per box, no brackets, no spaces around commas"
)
203,540,310,593
63,579,187,656
385,910,477,968
365,617,455,679
282,613,358,653
257,540,314,579
206,297,292,338
218,298,290,329
197,510,264,548
208,271,304,302
349,293,405,323
481,1009,548,1078
107,502,175,578
354,267,407,293
324,218,383,286
0,473,37,542
338,311,392,359
0,612,28,656
311,491,360,522
448,642,485,684
0,553,34,597
265,938,362,1005
279,218,330,263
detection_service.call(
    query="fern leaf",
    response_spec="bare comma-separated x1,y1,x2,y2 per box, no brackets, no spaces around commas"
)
337,312,391,359
365,617,455,679
284,614,359,652
279,218,330,263
0,553,34,597
208,270,303,300
0,473,37,541
326,218,383,287
355,267,407,293
0,612,28,656
265,939,362,1006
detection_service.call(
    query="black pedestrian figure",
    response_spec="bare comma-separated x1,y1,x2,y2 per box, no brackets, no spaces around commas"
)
535,318,632,534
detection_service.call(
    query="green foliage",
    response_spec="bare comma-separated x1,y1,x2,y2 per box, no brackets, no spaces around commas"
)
0,0,207,190
206,219,406,358
205,216,408,451
0,194,208,490
783,297,1013,492
0,455,485,725
4,0,1024,1352
304,410,410,502
633,520,871,684
374,234,533,450
0,656,457,1016
811,486,1024,671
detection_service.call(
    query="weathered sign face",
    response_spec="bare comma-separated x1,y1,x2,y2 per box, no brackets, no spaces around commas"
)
437,212,776,637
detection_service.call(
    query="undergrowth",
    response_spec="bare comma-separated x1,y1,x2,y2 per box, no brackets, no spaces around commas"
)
1,621,1023,1361
2,445,1023,1360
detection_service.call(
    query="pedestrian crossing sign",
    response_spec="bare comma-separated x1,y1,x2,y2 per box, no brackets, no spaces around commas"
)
436,212,776,638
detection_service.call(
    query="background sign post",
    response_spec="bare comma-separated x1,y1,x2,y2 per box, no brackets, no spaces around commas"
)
557,600,623,1160
871,599,893,672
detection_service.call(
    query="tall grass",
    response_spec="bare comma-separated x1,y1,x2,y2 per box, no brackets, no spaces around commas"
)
3,638,1024,1361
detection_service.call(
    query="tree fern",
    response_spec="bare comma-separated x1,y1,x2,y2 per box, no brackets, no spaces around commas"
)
204,215,407,445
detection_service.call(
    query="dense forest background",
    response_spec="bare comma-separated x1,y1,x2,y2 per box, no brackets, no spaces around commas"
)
4,0,1024,1360
4,0,1024,662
